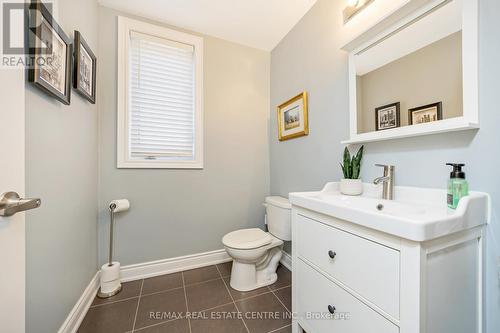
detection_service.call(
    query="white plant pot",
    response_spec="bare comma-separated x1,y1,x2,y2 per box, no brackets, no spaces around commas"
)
340,179,363,196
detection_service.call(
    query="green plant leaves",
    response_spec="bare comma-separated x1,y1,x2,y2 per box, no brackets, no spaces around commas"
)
340,163,347,178
342,147,351,179
340,145,364,179
352,145,364,179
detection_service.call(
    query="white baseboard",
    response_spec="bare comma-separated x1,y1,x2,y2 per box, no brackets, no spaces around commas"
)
121,248,291,282
120,249,232,282
280,250,292,271
58,272,99,333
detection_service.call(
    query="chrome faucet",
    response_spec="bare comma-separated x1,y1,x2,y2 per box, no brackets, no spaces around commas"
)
373,164,395,200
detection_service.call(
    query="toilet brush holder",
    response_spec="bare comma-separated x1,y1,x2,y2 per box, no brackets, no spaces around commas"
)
97,199,129,298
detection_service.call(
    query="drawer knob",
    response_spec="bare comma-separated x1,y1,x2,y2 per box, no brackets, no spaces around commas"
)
328,305,336,314
328,250,337,259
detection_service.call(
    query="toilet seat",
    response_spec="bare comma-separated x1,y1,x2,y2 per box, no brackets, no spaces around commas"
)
222,228,272,249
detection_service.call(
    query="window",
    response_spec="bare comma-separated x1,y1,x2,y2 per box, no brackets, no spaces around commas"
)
117,17,203,168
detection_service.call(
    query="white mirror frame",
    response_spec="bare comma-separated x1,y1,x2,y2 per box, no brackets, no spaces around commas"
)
342,0,478,144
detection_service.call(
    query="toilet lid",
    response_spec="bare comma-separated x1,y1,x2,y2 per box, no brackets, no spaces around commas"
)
222,228,273,250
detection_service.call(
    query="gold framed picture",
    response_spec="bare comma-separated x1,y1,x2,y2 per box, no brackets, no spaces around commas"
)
277,92,309,141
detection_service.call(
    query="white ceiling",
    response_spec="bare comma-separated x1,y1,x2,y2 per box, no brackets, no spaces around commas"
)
98,0,318,51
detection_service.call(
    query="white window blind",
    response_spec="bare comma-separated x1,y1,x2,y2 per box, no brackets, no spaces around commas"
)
129,31,195,160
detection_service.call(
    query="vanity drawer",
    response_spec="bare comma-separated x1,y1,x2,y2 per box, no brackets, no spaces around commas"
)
296,214,400,318
296,259,399,333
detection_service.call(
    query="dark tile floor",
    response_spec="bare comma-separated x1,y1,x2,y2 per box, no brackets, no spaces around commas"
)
78,263,292,333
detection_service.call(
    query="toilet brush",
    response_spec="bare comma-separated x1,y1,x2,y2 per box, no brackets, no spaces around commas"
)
97,199,130,298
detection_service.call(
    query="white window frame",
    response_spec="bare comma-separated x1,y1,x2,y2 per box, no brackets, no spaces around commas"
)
117,16,204,169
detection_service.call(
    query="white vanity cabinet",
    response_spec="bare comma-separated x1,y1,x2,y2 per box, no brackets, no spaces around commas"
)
290,183,488,333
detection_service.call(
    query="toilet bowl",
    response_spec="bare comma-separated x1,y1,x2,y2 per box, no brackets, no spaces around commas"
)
222,196,291,291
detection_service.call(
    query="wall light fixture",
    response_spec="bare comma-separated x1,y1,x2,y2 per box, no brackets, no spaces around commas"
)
343,0,374,24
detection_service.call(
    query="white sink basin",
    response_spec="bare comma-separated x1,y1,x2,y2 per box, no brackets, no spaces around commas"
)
289,182,490,241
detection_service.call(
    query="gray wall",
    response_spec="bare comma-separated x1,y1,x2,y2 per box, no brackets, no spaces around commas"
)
270,0,499,332
25,0,99,332
97,7,270,266
358,31,463,133
271,0,349,196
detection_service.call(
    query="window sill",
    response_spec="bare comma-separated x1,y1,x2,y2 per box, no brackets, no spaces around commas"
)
117,159,204,169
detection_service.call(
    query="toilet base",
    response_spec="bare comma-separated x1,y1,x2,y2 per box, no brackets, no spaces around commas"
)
229,247,282,291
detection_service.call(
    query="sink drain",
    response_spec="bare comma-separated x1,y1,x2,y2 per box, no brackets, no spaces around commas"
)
376,203,384,211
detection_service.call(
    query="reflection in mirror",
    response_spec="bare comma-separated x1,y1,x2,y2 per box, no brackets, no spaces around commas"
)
348,0,469,138
356,31,462,134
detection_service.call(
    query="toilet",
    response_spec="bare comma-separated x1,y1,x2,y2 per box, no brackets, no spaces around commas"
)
222,196,291,291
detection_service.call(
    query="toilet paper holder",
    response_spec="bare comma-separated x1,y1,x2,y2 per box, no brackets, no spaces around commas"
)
97,199,129,298
106,199,130,266
107,203,117,268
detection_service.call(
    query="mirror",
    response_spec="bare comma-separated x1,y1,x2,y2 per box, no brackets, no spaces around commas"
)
344,0,478,144
357,31,462,133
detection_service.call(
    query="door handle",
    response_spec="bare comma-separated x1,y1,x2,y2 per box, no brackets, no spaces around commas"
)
0,192,41,217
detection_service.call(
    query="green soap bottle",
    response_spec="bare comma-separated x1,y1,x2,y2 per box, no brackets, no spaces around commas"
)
446,163,469,209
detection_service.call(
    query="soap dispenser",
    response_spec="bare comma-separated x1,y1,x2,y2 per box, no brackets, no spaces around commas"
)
446,163,469,209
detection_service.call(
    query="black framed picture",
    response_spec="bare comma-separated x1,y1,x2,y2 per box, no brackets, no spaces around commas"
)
408,102,443,125
73,31,96,104
375,102,400,131
28,1,72,105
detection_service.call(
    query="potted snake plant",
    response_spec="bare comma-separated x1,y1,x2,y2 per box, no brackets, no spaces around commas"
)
339,145,364,195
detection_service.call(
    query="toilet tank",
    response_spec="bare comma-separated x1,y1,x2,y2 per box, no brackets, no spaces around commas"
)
265,196,291,241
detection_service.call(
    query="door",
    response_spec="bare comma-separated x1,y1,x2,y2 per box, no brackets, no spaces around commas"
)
0,2,27,328
0,65,26,332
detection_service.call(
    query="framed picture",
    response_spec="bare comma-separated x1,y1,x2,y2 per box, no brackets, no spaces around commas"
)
408,102,443,125
277,92,309,141
28,1,72,105
73,31,97,103
375,102,400,131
